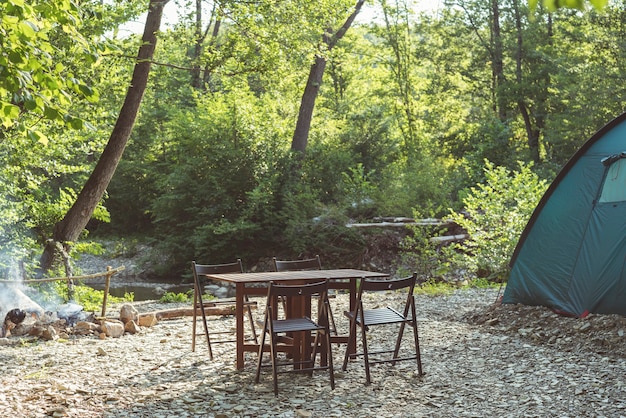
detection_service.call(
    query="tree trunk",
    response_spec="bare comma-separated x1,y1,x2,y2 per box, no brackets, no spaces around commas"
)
290,0,365,153
490,0,506,121
514,0,549,163
39,0,169,275
291,55,327,153
190,0,203,89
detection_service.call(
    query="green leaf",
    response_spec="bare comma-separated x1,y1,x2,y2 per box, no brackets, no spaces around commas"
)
18,21,37,39
589,0,608,8
0,102,20,127
8,51,25,64
23,99,38,111
43,105,61,121
69,117,83,130
27,129,48,145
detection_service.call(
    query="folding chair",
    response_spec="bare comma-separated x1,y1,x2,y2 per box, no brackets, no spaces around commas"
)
272,255,338,335
342,273,424,384
191,260,258,360
255,280,335,396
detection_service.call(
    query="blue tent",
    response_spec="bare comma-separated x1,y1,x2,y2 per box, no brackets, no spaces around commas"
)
503,113,626,317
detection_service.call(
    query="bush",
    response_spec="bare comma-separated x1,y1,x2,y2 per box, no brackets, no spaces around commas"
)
443,160,547,281
159,291,192,303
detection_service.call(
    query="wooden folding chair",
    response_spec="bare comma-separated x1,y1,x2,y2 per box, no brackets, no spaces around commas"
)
342,273,424,384
191,260,257,360
255,280,335,396
272,255,338,335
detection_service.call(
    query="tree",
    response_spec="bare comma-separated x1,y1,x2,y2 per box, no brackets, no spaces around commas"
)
39,0,170,274
290,0,365,153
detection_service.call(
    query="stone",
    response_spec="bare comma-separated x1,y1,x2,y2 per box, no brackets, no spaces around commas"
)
124,320,141,334
101,320,125,338
76,321,100,332
138,313,158,327
41,326,58,341
119,304,139,324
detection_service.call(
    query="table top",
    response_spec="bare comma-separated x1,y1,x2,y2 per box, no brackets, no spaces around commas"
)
203,268,388,284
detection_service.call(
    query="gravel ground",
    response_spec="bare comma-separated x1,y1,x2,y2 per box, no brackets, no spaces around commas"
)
1,287,626,417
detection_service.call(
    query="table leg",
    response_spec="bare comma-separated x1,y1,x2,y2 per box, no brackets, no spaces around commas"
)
347,278,358,358
235,282,245,370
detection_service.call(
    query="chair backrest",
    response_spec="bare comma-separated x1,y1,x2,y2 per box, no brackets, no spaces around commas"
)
357,273,418,314
360,273,417,293
192,259,243,279
272,255,322,272
265,279,330,320
267,279,329,299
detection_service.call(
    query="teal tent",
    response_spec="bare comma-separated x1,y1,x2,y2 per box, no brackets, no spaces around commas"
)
503,113,626,317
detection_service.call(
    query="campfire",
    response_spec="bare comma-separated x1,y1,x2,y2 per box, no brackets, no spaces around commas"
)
0,283,96,339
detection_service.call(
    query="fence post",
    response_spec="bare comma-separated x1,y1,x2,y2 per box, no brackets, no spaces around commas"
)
101,266,112,317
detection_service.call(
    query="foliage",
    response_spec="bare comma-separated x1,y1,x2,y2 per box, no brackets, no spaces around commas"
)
413,279,455,296
531,0,608,12
398,208,454,282
0,0,101,136
443,160,547,281
159,291,192,303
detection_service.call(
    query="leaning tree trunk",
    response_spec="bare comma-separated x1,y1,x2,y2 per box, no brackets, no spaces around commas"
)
39,0,169,275
290,0,365,153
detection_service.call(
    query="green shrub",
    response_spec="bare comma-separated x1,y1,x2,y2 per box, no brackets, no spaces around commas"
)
443,160,547,281
159,291,192,303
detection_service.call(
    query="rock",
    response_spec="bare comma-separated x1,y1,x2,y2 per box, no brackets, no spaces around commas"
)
41,326,58,341
138,313,158,327
101,320,125,338
119,304,139,324
124,320,141,334
74,321,100,331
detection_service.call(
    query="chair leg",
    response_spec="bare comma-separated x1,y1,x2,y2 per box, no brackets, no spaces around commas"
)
245,296,258,344
328,305,338,336
342,313,358,371
192,284,198,352
361,324,372,385
392,321,408,365
326,329,335,389
197,288,213,360
270,331,279,396
255,319,268,383
412,320,424,375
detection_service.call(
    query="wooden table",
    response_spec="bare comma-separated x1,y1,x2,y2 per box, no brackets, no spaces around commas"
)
203,269,389,369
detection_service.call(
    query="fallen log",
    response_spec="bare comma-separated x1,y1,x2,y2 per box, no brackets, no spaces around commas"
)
429,234,469,244
140,302,257,321
346,218,454,228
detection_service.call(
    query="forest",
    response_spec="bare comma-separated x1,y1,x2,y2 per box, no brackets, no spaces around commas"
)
1,0,623,283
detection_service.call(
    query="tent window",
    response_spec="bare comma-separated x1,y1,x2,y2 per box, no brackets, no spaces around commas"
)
600,158,626,203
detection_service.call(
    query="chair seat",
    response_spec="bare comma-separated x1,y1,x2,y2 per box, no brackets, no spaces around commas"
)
272,317,322,333
346,307,409,326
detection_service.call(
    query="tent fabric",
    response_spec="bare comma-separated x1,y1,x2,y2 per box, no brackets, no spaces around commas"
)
503,112,626,317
